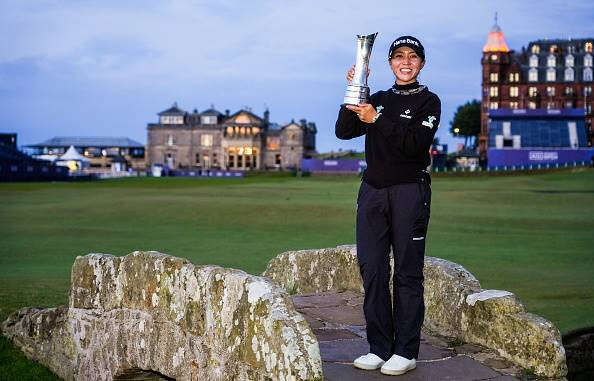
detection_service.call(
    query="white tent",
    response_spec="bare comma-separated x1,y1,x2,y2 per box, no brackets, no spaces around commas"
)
59,145,90,162
56,145,90,172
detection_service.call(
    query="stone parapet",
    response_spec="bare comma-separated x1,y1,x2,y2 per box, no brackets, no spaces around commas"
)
263,245,567,379
2,251,322,381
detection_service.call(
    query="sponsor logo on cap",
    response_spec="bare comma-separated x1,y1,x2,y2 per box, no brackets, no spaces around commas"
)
393,38,420,47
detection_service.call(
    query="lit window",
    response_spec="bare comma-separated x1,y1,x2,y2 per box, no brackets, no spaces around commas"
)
547,54,556,67
510,87,519,97
565,87,573,95
565,54,574,67
528,68,538,82
585,86,592,96
529,87,538,97
529,101,537,109
201,115,217,125
531,45,540,54
546,86,555,96
201,134,213,147
489,102,498,109
167,134,174,146
549,45,558,53
584,54,593,67
267,137,280,150
507,72,519,82
226,127,234,136
564,68,574,82
585,42,593,53
490,86,499,97
529,55,538,67
546,102,555,109
490,73,499,82
546,68,556,82
565,101,573,108
587,104,592,114
584,67,593,82
510,101,519,109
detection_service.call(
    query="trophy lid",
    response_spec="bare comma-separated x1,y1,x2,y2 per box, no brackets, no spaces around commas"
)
356,33,378,42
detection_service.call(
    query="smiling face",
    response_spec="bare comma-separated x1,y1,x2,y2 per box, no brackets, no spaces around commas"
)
389,46,425,85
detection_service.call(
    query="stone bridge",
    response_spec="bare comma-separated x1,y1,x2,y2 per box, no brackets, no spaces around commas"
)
2,246,569,380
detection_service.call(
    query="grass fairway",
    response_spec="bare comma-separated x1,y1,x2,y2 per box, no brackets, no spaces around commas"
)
1,169,593,378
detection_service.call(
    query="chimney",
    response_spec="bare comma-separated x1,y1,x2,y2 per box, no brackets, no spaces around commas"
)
225,109,230,117
264,108,270,122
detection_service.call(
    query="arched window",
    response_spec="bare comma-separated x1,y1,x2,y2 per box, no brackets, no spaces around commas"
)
565,54,574,67
528,68,538,82
584,67,593,82
584,54,593,67
564,67,574,82
547,54,556,67
585,42,593,53
531,45,540,54
529,54,538,67
546,67,556,82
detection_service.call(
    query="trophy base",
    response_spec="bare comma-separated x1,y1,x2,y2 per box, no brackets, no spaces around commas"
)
344,85,370,105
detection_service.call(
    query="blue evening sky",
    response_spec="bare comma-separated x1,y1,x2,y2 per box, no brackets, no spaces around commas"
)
1,1,592,153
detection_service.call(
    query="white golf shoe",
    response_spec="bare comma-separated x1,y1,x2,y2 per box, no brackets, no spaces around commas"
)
380,354,416,375
353,353,386,370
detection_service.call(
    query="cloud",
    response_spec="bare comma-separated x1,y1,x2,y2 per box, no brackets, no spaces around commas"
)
1,0,593,151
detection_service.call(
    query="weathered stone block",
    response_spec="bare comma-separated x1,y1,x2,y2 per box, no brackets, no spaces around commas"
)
3,251,323,381
262,245,362,295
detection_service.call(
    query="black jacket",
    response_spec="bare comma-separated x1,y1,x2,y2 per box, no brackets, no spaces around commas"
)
335,82,441,188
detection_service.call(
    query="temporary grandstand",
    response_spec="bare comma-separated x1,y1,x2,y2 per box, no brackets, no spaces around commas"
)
0,133,68,182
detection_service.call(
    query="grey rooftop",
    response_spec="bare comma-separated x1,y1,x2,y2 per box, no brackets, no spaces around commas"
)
27,136,144,148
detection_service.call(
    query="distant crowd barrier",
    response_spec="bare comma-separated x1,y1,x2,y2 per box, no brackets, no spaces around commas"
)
153,167,245,178
301,158,365,174
433,159,593,173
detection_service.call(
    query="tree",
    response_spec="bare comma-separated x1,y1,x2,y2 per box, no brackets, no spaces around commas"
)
450,100,481,149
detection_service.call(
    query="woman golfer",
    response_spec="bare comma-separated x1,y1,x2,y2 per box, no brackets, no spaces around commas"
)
335,35,441,376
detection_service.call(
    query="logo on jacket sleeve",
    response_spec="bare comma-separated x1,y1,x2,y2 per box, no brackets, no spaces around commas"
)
422,115,437,128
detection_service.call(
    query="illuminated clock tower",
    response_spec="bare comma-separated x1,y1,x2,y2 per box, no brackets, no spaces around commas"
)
480,14,510,155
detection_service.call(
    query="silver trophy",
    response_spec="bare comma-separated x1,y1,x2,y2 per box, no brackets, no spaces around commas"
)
344,33,378,105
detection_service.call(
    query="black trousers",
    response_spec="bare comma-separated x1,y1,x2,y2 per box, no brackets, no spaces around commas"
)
356,172,431,361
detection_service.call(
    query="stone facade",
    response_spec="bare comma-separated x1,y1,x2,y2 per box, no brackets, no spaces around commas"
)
263,245,568,379
2,251,322,381
147,104,317,171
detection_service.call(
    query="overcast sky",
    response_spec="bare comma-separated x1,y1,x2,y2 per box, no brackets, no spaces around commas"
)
1,0,593,153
